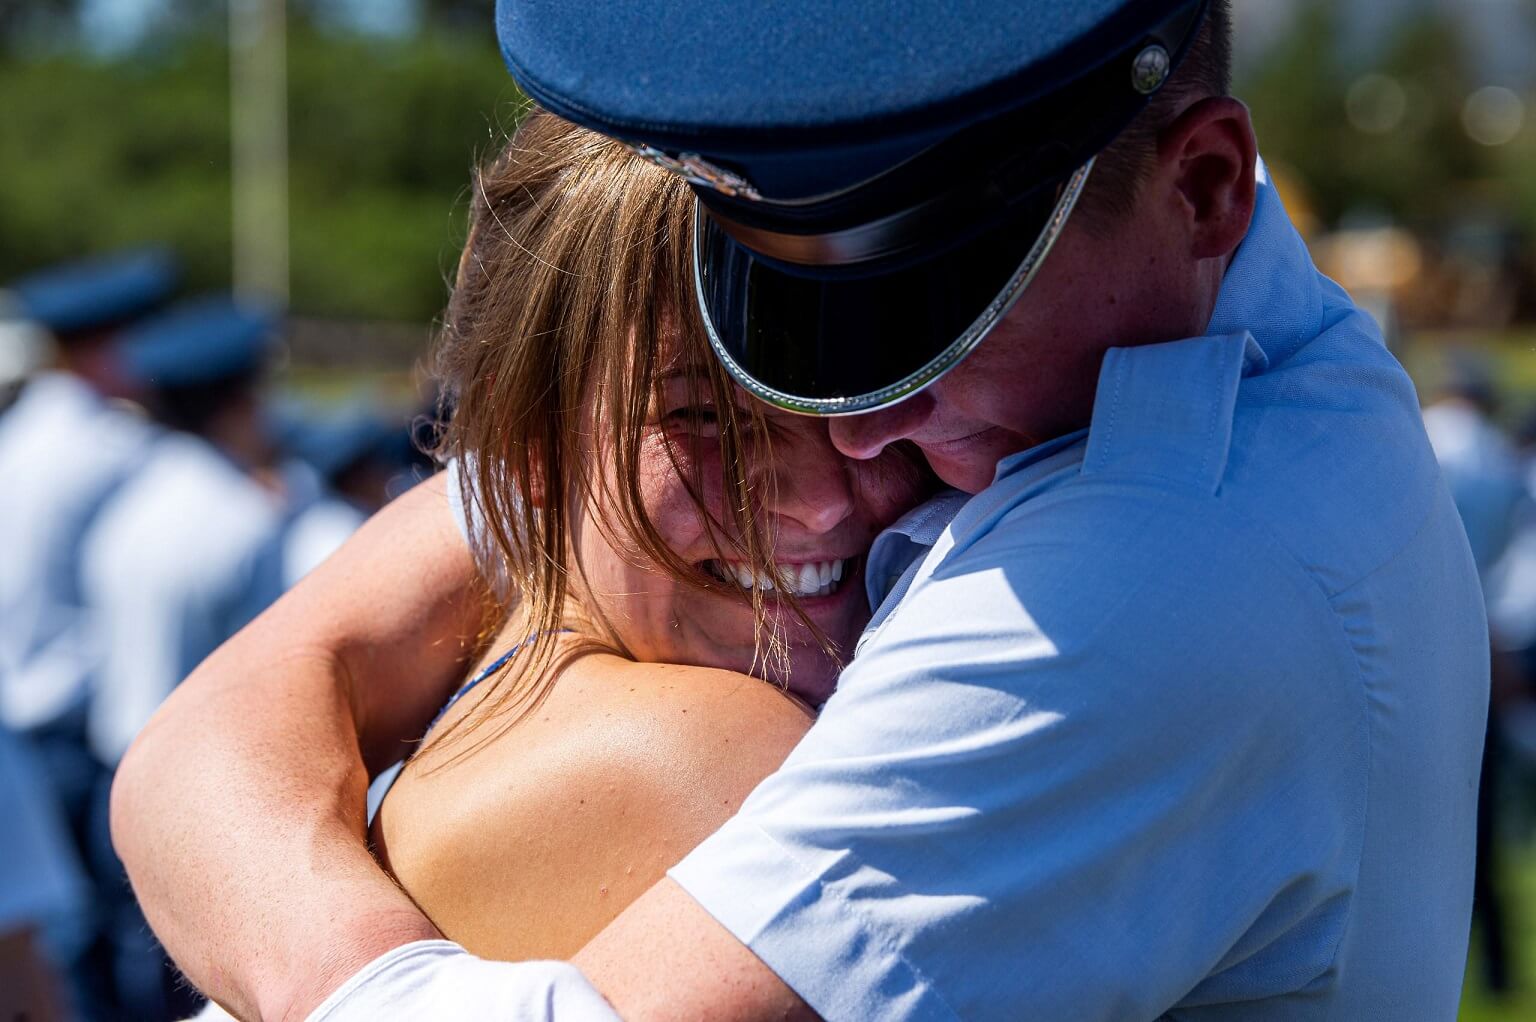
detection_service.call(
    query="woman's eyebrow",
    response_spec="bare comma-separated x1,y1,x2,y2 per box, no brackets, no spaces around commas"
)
659,365,713,385
657,366,755,408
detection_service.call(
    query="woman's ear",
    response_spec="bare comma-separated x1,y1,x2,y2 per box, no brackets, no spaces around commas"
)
1156,96,1258,261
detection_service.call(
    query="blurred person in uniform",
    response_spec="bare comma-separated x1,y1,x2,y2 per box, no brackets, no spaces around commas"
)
78,295,284,1021
83,295,285,765
278,408,415,588
1489,408,1536,708
0,297,49,414
0,724,89,1022
0,249,178,750
0,249,178,1019
1422,358,1528,996
1422,361,1526,583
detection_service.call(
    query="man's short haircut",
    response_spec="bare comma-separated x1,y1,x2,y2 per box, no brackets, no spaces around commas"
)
1078,0,1233,229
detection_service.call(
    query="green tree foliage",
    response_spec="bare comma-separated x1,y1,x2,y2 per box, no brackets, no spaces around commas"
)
283,28,524,318
1240,0,1517,230
0,0,81,42
0,21,520,321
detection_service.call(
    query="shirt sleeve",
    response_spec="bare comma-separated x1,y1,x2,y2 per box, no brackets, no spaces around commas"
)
670,482,1367,1021
305,941,618,1022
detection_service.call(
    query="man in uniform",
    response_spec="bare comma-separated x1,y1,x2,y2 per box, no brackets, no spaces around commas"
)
0,248,177,1018
115,2,1489,1019
0,249,178,745
276,408,410,588
84,295,285,770
81,295,285,1020
1421,361,1529,995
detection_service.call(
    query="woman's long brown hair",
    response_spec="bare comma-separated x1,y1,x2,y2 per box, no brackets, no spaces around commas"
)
424,109,816,758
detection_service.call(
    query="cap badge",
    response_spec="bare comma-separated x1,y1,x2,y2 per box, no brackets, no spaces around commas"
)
1131,44,1172,95
626,143,763,201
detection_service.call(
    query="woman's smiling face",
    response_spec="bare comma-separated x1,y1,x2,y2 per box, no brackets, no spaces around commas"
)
569,361,931,705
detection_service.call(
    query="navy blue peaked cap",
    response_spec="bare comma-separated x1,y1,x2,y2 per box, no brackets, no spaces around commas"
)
293,410,409,481
500,0,1197,200
119,295,278,389
8,247,179,339
497,0,1212,413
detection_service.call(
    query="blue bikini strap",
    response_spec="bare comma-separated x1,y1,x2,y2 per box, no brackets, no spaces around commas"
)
426,629,572,734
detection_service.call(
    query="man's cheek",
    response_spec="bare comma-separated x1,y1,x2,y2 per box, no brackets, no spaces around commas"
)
857,454,929,525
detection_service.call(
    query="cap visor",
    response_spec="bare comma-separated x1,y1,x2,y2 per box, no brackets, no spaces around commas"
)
695,162,1092,415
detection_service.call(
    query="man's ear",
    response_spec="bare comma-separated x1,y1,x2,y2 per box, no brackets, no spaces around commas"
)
1156,96,1258,261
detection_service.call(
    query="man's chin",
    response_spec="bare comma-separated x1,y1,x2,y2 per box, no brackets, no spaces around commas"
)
923,454,1000,495
919,427,1031,493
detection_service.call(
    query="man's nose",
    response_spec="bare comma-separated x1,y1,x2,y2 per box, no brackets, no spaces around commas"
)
828,392,935,460
766,429,856,535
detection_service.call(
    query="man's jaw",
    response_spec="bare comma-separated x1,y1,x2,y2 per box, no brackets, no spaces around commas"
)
916,424,1027,493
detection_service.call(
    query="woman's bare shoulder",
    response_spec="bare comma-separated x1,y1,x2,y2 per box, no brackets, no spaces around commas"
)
444,657,814,845
415,653,812,792
374,655,811,960
565,656,814,764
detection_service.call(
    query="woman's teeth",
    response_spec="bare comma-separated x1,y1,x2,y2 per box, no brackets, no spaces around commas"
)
708,559,845,597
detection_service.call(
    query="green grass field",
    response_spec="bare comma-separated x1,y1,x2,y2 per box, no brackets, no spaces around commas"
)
1461,839,1536,1020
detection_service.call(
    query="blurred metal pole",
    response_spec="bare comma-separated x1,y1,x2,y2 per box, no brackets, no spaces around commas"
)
230,0,289,307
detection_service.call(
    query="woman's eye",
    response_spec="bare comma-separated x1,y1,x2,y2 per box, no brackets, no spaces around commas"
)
665,407,721,436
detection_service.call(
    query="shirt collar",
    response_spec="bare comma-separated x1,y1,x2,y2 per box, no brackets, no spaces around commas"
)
984,162,1313,487
993,427,1090,486
864,161,1322,608
1204,159,1326,373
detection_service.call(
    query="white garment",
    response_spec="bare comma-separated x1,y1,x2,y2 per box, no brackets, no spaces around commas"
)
281,496,367,589
0,372,157,730
81,432,282,764
0,725,86,932
310,943,617,1021
186,945,617,1022
1422,399,1527,585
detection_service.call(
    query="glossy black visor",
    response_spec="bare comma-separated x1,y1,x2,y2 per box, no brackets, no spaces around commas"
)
694,159,1094,415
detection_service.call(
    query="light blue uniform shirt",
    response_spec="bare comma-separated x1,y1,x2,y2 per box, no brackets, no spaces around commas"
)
0,372,157,731
316,165,1487,1022
1421,400,1526,596
80,432,283,764
670,165,1488,1019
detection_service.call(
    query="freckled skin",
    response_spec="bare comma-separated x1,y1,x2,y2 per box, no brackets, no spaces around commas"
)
374,645,815,962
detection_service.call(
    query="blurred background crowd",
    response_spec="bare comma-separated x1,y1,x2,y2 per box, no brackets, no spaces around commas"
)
3,0,1536,1019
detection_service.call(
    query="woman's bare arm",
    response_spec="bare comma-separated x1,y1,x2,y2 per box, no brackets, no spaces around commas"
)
110,472,492,1021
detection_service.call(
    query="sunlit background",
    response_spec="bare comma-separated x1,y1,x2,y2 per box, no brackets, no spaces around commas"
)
3,1,1536,1018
